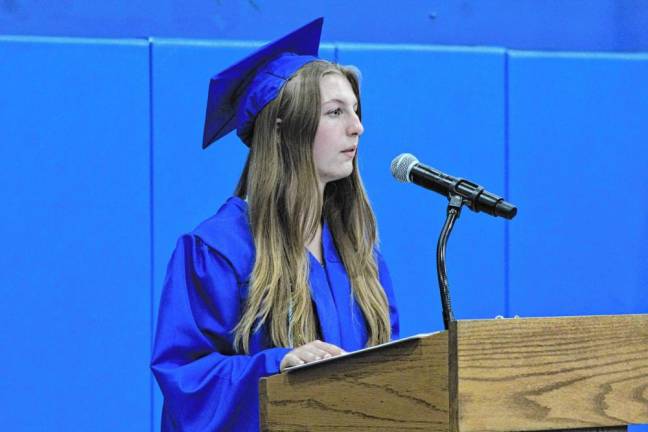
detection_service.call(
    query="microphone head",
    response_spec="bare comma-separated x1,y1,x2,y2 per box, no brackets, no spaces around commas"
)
390,153,419,183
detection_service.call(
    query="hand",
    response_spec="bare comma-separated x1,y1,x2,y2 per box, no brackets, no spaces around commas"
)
280,340,346,371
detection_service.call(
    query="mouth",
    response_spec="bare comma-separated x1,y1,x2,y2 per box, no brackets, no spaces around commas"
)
341,146,357,157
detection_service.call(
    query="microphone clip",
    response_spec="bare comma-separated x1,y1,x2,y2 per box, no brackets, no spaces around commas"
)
447,193,464,211
450,178,485,212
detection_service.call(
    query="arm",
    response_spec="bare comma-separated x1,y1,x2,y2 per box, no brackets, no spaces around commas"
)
151,235,289,431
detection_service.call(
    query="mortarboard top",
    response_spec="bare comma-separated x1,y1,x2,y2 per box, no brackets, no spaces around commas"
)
202,17,324,149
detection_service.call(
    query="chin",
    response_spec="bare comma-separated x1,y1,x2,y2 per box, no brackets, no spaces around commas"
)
335,167,355,182
320,163,355,185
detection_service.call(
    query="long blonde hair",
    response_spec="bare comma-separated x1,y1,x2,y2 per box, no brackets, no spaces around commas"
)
233,60,391,353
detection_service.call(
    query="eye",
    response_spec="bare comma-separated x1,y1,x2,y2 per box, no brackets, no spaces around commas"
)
327,107,343,116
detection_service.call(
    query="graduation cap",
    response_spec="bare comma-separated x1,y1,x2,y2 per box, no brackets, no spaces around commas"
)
202,18,324,148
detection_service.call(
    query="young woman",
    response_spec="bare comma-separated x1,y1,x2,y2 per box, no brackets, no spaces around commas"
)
151,19,399,431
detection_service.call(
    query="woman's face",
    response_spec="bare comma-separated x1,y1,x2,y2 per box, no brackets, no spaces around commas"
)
312,72,364,191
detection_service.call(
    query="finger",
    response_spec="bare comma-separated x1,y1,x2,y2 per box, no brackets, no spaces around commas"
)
280,353,304,371
310,340,344,356
294,349,324,363
301,346,331,359
285,352,305,366
312,340,346,356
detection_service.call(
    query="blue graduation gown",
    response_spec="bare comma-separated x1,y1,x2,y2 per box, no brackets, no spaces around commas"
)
151,197,399,431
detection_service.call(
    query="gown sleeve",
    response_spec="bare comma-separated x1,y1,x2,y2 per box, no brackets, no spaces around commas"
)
151,234,290,431
375,249,400,340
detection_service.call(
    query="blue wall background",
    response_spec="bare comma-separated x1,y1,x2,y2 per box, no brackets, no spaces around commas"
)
2,0,648,52
1,7,647,432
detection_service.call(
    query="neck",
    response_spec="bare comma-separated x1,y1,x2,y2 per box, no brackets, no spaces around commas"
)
306,222,324,265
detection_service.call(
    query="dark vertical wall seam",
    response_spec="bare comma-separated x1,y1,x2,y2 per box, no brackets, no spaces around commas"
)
147,37,155,432
503,50,511,318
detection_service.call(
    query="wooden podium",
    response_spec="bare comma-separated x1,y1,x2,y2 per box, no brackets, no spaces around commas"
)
259,314,648,431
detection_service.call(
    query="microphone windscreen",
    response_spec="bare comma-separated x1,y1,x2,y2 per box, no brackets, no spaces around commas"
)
390,153,418,182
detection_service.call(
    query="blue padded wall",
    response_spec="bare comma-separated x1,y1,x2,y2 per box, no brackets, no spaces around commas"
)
337,45,507,334
508,51,648,317
3,0,648,52
2,34,646,431
0,37,151,430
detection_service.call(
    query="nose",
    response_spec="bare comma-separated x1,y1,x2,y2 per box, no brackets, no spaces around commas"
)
347,112,364,137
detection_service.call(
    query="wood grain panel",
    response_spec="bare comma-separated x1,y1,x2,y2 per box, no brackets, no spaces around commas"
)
260,333,449,431
453,315,648,432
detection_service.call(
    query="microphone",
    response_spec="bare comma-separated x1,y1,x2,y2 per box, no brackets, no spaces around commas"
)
391,153,517,219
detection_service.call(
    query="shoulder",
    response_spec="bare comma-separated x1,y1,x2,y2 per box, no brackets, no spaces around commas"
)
187,196,256,281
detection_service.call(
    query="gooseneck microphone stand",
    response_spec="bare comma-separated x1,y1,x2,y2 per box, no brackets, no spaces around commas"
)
390,153,518,331
437,194,463,330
